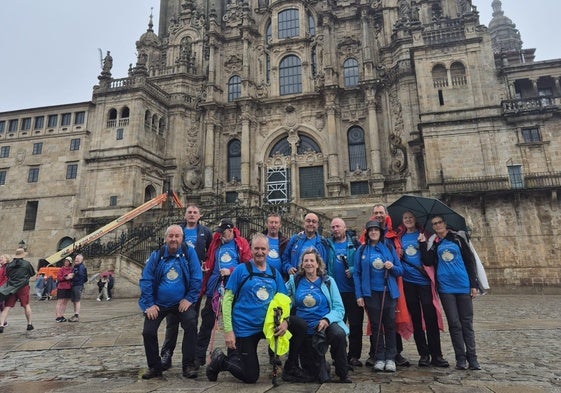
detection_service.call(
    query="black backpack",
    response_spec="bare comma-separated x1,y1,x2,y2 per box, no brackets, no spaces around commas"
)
233,261,278,304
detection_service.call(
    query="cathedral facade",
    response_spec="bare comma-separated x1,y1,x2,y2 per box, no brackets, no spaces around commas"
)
1,0,560,288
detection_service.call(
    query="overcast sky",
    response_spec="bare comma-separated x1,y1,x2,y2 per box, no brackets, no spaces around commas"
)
1,0,559,112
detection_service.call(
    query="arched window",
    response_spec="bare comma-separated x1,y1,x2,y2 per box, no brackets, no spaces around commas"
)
278,9,299,39
265,20,272,45
108,109,117,120
151,114,158,132
347,126,367,171
432,64,448,88
270,138,291,156
121,107,130,118
279,55,302,95
144,185,157,202
343,58,359,87
227,139,241,182
144,110,151,130
297,135,321,154
158,118,165,136
308,13,315,37
228,75,241,102
450,62,467,86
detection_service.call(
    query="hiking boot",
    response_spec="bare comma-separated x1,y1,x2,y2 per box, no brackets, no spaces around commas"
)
182,365,198,379
348,357,363,367
418,355,431,367
455,360,468,370
193,358,205,371
282,366,315,383
141,368,163,379
385,360,396,372
339,375,352,383
373,360,385,372
206,348,225,382
468,359,481,370
27,324,34,331
431,355,450,368
0,326,3,333
395,353,410,367
68,315,79,323
161,351,172,371
365,357,375,367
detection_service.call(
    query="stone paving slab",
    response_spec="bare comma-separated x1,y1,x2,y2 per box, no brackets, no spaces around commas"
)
0,294,560,392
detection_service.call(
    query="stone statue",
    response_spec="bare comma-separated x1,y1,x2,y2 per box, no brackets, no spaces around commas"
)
102,51,113,73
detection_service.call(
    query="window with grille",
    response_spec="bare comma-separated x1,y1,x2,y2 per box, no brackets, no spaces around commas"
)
228,139,241,182
0,121,4,133
278,9,299,39
34,116,44,129
228,75,242,101
432,64,448,88
0,170,6,185
350,181,369,195
28,167,40,183
109,196,117,206
0,146,10,158
279,55,302,95
116,128,124,140
343,58,359,87
8,119,18,132
61,113,72,126
299,166,324,198
70,138,80,151
23,201,39,231
66,163,78,179
32,142,43,155
74,111,85,124
347,126,367,171
521,127,541,143
21,118,31,131
47,114,58,128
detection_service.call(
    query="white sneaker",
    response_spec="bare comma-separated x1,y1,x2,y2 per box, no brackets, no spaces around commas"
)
373,360,385,371
385,360,396,372
96,298,101,301
106,298,111,301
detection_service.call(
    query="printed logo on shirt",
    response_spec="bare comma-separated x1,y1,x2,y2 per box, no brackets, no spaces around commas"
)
372,257,384,270
268,249,279,258
220,252,233,263
166,267,179,281
405,244,418,256
441,249,454,262
303,293,317,307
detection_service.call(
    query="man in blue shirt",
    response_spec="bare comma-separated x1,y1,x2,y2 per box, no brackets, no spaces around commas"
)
139,224,202,379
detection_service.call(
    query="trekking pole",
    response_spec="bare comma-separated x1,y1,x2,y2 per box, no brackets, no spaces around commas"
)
374,269,389,360
207,277,225,365
272,307,283,387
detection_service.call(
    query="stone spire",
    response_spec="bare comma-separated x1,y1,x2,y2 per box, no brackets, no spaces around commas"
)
487,0,523,54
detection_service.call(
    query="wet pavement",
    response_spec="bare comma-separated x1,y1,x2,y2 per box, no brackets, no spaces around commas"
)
0,293,560,392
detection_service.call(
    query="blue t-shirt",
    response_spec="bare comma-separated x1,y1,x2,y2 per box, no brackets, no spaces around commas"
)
226,262,288,337
156,258,186,307
183,227,198,249
266,237,282,273
207,240,240,297
294,276,330,335
436,238,470,294
332,241,354,293
401,232,430,285
363,245,387,292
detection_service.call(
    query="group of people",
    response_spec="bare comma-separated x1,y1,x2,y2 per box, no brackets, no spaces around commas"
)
138,202,483,383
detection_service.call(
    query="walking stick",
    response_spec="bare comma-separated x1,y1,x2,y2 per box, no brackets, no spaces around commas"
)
207,277,225,365
373,269,389,360
272,307,283,387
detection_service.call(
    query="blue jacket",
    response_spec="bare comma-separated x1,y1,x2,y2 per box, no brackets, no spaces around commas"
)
182,222,212,263
281,232,329,275
353,242,403,300
71,263,88,286
286,274,349,335
326,232,359,276
138,244,202,311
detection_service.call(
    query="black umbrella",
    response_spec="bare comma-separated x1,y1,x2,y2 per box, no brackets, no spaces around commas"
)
387,195,467,234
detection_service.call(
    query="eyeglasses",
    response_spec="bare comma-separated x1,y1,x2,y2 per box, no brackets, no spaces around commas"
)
431,220,444,226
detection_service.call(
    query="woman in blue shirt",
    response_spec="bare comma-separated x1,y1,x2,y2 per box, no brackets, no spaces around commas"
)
419,215,481,371
353,220,403,373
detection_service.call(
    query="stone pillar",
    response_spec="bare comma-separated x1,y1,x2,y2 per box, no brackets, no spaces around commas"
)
325,96,340,180
367,93,382,175
240,112,250,184
203,119,216,190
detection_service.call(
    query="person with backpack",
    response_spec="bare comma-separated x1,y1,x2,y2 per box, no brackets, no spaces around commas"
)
68,254,87,323
353,220,403,373
138,224,202,380
205,233,288,383
284,247,351,383
196,219,251,369
419,215,481,371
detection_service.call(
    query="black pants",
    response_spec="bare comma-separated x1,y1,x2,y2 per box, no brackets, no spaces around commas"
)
403,281,443,358
364,292,397,361
161,295,204,360
220,332,264,383
142,304,197,370
341,291,364,360
286,315,348,381
439,293,477,363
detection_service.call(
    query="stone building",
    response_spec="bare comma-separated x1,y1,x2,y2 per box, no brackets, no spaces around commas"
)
0,0,560,288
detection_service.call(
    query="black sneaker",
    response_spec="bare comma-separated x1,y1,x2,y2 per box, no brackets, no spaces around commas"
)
182,365,198,379
431,355,450,368
455,360,468,370
418,355,431,367
56,317,67,323
395,353,410,367
141,368,163,380
27,324,34,331
468,360,481,370
0,326,4,333
206,348,225,382
348,358,363,367
161,351,172,371
365,357,375,367
281,367,315,383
